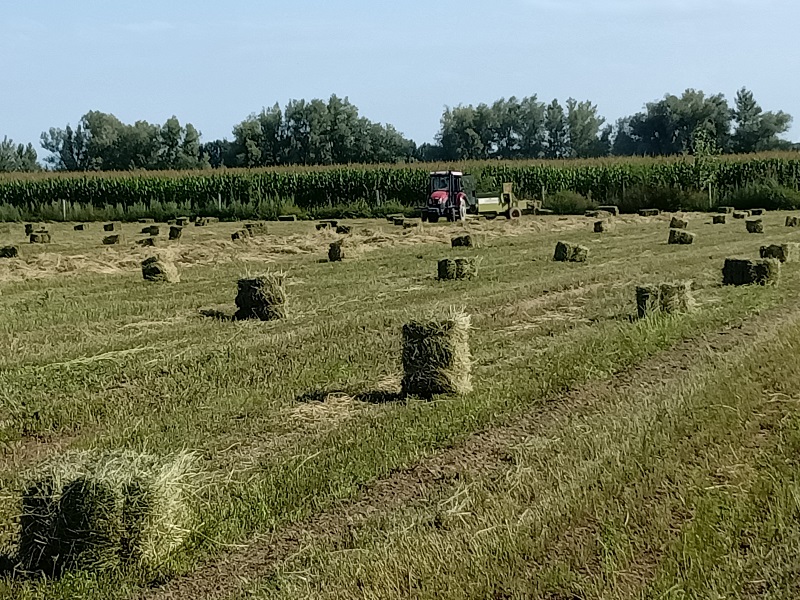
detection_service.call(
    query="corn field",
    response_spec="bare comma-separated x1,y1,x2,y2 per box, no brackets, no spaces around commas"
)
1,153,799,221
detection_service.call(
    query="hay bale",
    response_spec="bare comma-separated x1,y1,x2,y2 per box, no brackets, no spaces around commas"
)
669,216,689,229
668,229,695,245
438,259,457,280
553,241,588,262
168,226,183,241
141,256,180,283
718,206,734,214
392,217,405,226
597,205,619,216
0,245,19,258
638,209,660,217
103,223,119,232
137,218,155,224
315,223,330,231
635,285,660,319
401,311,471,397
733,210,750,219
102,235,123,245
750,208,765,216
455,258,477,280
451,235,475,248
74,224,87,231
659,282,696,314
786,216,800,227
386,213,404,222
328,240,344,262
231,229,249,241
713,215,726,224
176,217,190,227
277,214,297,222
594,220,614,233
136,237,158,247
746,219,764,234
760,243,800,263
17,452,196,574
244,222,268,236
584,210,612,219
24,223,35,235
234,274,287,321
336,225,353,234
723,258,781,286
403,221,422,229
30,232,51,244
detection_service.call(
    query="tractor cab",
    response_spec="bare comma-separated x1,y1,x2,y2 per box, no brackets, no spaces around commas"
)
423,171,477,223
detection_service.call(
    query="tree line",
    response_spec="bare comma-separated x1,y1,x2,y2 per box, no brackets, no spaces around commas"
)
0,88,793,173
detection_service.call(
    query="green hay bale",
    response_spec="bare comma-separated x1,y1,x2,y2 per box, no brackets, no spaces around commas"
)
335,225,352,235
17,452,196,574
723,258,781,286
438,259,457,280
750,208,765,216
73,224,87,231
659,281,696,314
102,235,123,245
596,205,619,216
594,220,614,233
401,311,472,398
638,208,660,217
669,216,689,229
733,210,750,219
168,226,183,241
141,256,180,283
713,215,726,224
234,274,287,321
455,258,477,280
30,232,51,244
746,219,764,234
553,241,588,262
328,240,344,262
176,217,190,227
635,285,660,319
277,214,297,222
786,216,800,227
103,223,119,232
718,206,734,214
760,243,800,263
668,229,695,245
0,245,19,258
24,224,35,235
451,235,476,248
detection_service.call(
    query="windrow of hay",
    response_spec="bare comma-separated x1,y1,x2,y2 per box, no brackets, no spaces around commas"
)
668,229,695,245
760,243,799,263
713,215,727,224
401,309,471,398
16,451,197,575
746,219,764,233
235,273,287,321
722,257,781,286
553,241,588,262
141,256,180,283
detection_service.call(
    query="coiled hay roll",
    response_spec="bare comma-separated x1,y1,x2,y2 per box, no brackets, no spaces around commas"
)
722,258,781,286
0,245,19,258
401,310,471,398
141,256,179,283
328,240,345,262
733,211,750,219
235,274,287,321
553,241,588,262
668,229,695,245
168,226,183,241
785,216,799,227
30,232,51,244
669,216,688,229
17,452,197,575
594,220,614,233
713,215,726,224
760,243,799,263
746,219,764,233
638,208,659,217
103,235,123,245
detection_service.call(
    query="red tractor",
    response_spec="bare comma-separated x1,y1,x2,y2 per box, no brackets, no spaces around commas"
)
422,171,477,223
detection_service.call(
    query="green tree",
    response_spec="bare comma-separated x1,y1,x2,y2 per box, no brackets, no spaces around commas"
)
731,87,792,153
565,98,607,157
0,136,39,172
544,99,568,159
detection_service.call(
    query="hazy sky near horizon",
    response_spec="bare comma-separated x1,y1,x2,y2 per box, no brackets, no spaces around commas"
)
2,0,798,153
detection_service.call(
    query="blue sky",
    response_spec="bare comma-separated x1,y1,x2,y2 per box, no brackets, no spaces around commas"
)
1,0,798,152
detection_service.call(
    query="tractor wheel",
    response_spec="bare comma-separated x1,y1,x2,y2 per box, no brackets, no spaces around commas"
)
421,213,429,223
508,207,522,219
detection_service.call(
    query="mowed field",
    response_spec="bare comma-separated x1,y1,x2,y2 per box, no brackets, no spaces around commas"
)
2,212,800,599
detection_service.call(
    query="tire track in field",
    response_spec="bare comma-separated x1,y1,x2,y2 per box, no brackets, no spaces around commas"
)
140,303,800,600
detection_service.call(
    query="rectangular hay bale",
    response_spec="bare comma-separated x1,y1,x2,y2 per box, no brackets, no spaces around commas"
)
722,257,780,286
760,243,799,263
553,241,588,262
668,229,695,245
